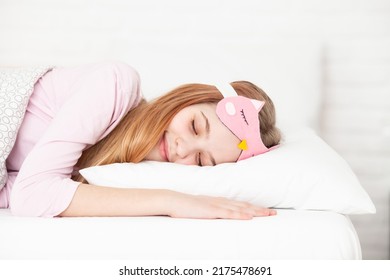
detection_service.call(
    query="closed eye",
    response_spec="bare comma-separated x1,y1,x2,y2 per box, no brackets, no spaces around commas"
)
240,109,249,125
192,120,202,166
197,152,203,167
192,119,198,135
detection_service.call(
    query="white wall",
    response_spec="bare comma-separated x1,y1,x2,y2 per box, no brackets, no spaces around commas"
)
0,0,389,259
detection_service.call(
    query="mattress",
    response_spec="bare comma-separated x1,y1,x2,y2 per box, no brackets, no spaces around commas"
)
0,209,361,260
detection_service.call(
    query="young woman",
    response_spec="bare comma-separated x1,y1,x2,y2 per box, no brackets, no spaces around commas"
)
0,62,281,219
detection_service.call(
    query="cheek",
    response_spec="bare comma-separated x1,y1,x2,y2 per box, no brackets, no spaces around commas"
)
167,115,190,134
211,120,242,162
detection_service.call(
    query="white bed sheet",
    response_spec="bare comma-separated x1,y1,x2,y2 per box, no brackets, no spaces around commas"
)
0,209,361,260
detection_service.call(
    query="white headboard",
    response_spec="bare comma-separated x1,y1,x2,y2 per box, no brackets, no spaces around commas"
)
124,40,322,130
0,0,323,131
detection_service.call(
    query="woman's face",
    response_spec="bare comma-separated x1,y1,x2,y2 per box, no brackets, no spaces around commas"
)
145,103,241,166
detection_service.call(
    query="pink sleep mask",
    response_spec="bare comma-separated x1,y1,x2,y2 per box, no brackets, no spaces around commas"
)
215,84,276,161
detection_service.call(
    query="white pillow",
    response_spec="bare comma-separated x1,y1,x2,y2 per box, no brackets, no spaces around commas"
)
80,128,376,215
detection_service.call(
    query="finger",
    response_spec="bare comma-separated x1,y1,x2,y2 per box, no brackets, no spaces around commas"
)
254,208,277,216
210,197,276,218
214,197,254,211
229,201,277,217
214,207,254,220
216,201,257,217
220,200,267,215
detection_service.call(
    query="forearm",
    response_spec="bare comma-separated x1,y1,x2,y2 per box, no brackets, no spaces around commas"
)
59,183,277,219
59,183,172,217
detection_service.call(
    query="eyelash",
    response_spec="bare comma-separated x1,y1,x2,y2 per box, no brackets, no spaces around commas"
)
192,119,198,135
240,109,249,125
197,153,203,167
192,119,202,166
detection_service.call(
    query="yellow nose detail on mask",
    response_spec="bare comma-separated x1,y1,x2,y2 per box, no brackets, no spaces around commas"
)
238,139,248,151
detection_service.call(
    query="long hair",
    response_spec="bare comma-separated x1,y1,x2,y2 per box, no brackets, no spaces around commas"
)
72,81,281,182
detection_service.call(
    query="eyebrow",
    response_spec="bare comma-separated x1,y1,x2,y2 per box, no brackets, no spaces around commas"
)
201,111,216,166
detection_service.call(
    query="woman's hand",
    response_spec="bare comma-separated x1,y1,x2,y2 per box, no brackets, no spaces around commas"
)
166,191,277,220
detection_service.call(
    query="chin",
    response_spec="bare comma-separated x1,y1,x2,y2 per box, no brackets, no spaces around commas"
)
147,149,161,162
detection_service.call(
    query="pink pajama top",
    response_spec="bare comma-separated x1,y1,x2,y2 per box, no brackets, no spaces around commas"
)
0,62,142,217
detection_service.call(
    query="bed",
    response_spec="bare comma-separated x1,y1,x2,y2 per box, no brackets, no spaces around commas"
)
0,208,361,260
0,41,375,260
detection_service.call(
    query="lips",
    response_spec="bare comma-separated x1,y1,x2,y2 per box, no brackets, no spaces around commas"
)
159,132,169,162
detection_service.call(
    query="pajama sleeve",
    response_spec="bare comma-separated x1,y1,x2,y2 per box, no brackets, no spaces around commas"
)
9,62,142,217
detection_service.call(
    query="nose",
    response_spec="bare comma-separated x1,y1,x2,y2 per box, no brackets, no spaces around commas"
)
174,137,201,164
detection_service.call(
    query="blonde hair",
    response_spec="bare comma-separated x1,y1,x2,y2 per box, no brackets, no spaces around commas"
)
73,81,281,182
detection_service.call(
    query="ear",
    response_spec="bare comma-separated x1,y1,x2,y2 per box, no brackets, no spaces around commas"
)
250,99,265,112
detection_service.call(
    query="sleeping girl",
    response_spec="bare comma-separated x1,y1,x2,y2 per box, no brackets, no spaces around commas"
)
0,62,281,218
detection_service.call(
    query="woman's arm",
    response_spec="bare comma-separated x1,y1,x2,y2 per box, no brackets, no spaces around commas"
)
10,63,142,217
59,183,276,219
